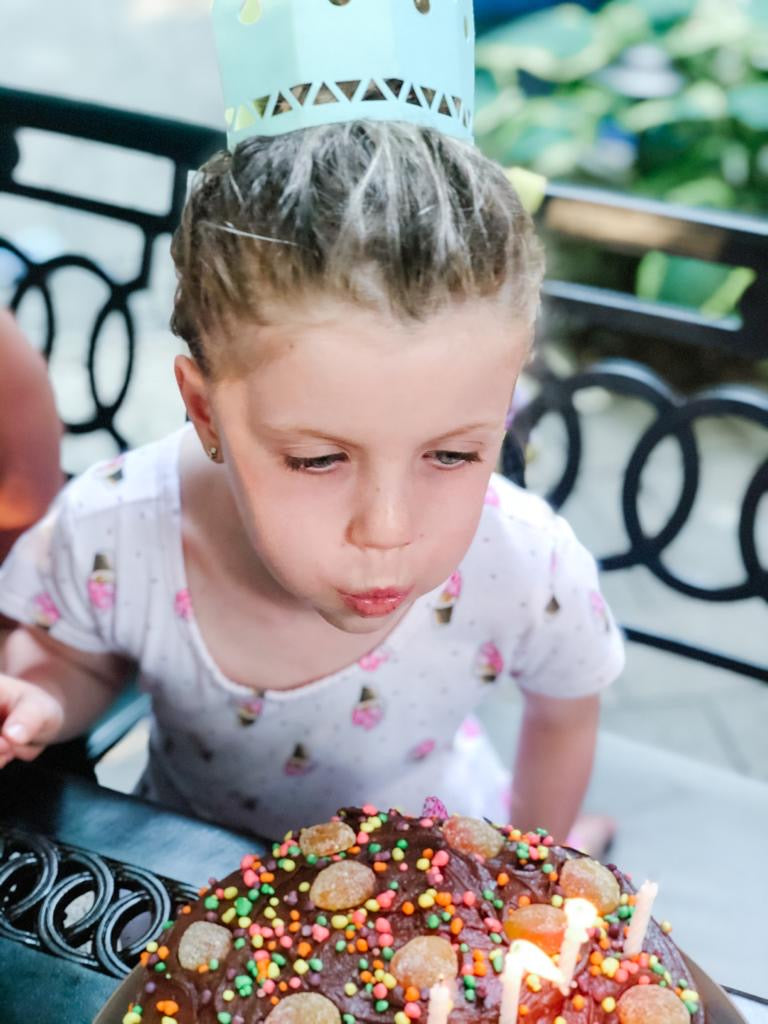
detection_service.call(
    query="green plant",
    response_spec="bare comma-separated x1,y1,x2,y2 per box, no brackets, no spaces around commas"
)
475,0,768,319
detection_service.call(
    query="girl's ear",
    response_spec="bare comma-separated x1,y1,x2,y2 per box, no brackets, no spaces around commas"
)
174,354,219,450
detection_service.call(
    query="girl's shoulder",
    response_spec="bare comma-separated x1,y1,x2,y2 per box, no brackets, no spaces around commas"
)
480,473,566,548
59,427,186,526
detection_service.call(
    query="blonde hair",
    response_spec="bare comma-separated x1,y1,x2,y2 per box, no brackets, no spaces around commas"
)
171,120,545,377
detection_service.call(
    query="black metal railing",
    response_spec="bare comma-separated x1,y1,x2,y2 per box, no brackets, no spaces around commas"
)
0,85,223,451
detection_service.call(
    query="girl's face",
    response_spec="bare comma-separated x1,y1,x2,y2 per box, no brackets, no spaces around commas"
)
182,296,529,634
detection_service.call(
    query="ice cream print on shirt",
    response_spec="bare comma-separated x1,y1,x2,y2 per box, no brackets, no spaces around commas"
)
351,685,385,730
236,694,265,726
95,453,126,485
284,743,315,776
87,552,116,611
476,640,503,683
31,591,61,630
434,569,461,625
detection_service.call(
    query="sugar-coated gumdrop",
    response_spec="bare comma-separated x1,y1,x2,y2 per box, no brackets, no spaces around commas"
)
177,921,232,970
265,993,342,1023
299,821,357,858
390,936,458,989
559,856,621,915
309,860,376,911
503,904,568,955
442,816,504,859
617,985,690,1024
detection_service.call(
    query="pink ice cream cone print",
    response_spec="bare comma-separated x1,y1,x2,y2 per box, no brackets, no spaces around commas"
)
476,640,504,683
174,588,193,621
434,569,461,625
97,454,125,485
351,685,385,730
87,553,116,611
408,737,436,762
357,647,389,671
589,589,612,632
32,591,61,630
236,695,264,726
545,594,560,614
284,743,314,776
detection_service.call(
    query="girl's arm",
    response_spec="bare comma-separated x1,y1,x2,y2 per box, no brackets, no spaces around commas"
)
508,691,601,842
0,309,64,561
0,624,133,768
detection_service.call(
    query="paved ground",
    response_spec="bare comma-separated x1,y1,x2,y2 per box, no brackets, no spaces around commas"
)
3,0,768,995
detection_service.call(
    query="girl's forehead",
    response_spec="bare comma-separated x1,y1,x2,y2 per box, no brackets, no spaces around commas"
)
215,294,529,382
211,298,527,438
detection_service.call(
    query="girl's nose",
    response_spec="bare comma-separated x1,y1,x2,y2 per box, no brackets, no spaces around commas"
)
346,478,414,551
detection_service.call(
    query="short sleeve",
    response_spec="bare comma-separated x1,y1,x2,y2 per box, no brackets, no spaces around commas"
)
0,485,114,654
511,516,625,699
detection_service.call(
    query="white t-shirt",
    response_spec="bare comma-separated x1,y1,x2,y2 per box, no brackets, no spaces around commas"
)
0,427,624,838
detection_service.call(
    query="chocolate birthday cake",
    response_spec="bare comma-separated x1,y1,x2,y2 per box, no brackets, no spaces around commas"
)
121,805,704,1023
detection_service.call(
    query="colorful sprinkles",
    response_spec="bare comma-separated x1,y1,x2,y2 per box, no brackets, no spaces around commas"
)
124,806,702,1024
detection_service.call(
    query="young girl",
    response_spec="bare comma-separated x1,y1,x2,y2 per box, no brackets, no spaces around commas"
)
0,122,623,843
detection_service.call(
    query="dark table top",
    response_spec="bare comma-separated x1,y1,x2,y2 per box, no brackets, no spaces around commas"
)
0,761,266,1022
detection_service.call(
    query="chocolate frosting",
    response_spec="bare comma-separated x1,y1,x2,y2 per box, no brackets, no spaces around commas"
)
124,806,706,1024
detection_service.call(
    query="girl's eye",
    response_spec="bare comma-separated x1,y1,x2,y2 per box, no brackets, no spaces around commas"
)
285,453,347,473
428,451,482,468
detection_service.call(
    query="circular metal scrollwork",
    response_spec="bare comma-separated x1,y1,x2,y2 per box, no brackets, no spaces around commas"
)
506,357,768,603
10,255,136,451
0,826,197,978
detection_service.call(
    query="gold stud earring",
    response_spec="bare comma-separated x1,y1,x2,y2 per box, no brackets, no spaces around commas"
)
207,445,220,462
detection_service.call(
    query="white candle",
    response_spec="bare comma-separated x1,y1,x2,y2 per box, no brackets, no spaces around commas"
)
558,898,597,995
624,881,659,956
500,947,525,1024
426,978,454,1024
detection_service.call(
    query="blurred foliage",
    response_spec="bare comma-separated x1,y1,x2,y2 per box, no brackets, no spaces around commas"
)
476,0,768,211
475,0,768,338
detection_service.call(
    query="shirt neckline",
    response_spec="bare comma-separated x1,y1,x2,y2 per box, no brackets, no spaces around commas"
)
159,425,439,703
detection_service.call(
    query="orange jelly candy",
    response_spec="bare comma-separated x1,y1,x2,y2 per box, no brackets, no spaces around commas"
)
442,816,504,859
617,985,690,1024
309,861,377,911
299,821,357,858
177,921,233,971
390,936,458,990
265,993,342,1023
503,904,568,955
559,857,621,916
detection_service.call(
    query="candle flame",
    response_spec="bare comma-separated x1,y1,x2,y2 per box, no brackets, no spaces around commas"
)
563,897,597,931
507,940,562,983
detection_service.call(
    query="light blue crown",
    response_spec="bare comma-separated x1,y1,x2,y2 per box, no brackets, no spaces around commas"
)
211,0,476,148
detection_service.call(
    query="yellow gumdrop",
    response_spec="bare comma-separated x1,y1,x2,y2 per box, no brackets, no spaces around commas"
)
390,936,457,990
617,985,690,1024
299,821,357,858
442,816,504,859
265,993,342,1023
309,861,376,911
177,921,232,971
559,857,621,916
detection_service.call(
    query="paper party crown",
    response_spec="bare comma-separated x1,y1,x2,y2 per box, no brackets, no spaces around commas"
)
210,0,476,148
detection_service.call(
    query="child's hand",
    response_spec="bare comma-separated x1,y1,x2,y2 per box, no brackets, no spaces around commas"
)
0,674,65,768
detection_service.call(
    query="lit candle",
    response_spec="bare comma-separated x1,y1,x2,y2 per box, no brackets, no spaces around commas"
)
426,978,454,1024
500,948,524,1024
624,881,659,956
501,940,562,1023
558,898,597,995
